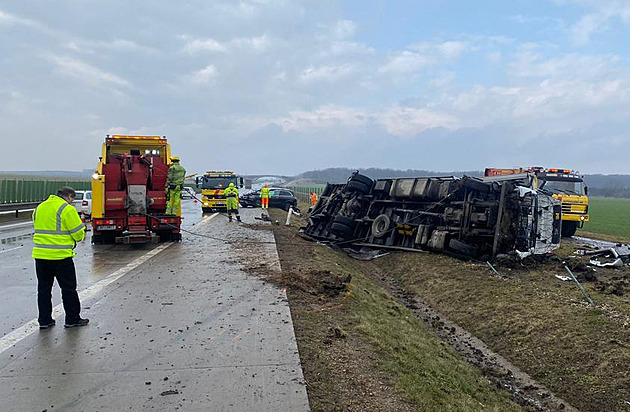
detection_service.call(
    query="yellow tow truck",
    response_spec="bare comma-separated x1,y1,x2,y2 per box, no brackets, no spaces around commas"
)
195,170,244,213
485,167,589,237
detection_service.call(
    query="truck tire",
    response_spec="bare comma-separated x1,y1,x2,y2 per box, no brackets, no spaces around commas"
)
348,173,373,186
561,221,578,237
330,215,355,238
343,180,370,195
371,214,391,238
202,207,212,213
448,239,478,257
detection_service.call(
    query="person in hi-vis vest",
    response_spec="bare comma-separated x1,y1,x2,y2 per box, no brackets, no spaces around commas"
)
32,186,89,329
260,184,270,210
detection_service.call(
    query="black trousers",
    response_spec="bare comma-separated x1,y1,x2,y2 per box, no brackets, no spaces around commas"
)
35,258,81,324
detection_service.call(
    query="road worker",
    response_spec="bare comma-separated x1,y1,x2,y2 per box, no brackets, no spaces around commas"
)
165,156,186,215
260,184,270,210
32,187,89,329
310,192,318,206
225,182,241,222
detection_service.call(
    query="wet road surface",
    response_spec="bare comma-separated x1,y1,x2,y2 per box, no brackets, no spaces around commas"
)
0,201,309,411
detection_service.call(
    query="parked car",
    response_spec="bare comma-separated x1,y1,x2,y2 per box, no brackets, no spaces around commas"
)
71,190,92,218
181,186,196,200
239,188,298,211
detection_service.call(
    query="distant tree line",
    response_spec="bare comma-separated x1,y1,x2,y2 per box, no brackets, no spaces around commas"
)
298,168,630,198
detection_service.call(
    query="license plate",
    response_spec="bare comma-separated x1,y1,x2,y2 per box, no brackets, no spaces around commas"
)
215,203,225,206
97,225,116,231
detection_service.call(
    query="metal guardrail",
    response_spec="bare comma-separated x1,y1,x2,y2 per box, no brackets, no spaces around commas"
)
0,202,40,213
0,178,91,204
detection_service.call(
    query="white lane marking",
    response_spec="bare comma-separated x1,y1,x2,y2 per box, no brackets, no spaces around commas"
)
0,221,33,230
0,246,23,254
199,212,219,226
0,241,174,355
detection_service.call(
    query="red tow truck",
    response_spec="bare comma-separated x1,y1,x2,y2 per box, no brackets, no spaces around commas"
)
90,135,182,244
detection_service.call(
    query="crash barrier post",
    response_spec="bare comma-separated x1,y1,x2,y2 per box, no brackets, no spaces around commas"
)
563,263,595,307
286,185,326,204
285,207,301,226
0,177,91,204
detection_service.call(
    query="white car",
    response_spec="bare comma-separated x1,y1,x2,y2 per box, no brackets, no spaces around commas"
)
71,190,92,218
181,186,196,200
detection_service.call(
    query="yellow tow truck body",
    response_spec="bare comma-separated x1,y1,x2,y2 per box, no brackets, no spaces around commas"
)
484,167,589,236
196,171,244,213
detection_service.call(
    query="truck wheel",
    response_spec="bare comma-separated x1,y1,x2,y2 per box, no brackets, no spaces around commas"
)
343,180,370,194
448,239,478,257
202,207,212,213
371,214,391,238
330,216,355,238
561,221,578,237
348,173,373,187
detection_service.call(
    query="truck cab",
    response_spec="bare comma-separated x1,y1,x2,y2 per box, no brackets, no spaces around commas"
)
536,169,589,236
484,167,589,237
196,171,244,213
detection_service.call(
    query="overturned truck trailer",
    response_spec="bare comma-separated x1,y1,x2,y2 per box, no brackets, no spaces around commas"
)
304,173,562,258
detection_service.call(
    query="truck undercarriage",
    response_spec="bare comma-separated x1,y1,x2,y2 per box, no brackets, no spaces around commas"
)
304,172,562,259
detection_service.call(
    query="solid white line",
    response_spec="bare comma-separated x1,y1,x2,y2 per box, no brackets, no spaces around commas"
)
0,241,174,355
200,212,219,225
0,246,23,255
0,221,33,230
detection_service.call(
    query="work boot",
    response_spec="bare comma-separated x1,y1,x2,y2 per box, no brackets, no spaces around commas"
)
228,216,233,222
39,319,56,329
64,318,89,328
236,216,241,222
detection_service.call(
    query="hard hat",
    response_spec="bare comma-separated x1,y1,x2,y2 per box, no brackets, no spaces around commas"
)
229,182,235,187
170,156,180,162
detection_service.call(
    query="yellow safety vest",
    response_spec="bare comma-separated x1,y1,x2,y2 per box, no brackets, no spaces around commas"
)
32,195,86,260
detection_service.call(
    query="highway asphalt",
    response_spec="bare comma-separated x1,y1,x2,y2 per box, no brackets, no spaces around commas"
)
0,200,309,411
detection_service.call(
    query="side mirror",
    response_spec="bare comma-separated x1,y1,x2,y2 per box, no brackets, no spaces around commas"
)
239,177,244,188
584,186,588,196
195,177,200,188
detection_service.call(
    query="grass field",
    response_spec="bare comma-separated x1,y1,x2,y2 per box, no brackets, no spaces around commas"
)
577,197,630,241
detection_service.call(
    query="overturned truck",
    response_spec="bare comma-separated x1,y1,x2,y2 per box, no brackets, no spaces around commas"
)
304,172,562,259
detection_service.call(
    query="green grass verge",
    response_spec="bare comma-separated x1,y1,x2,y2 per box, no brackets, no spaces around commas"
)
577,197,630,241
313,247,523,411
375,252,630,412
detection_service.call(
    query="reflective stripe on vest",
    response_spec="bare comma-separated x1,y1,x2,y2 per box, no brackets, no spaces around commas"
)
56,203,68,231
34,223,84,236
33,243,75,250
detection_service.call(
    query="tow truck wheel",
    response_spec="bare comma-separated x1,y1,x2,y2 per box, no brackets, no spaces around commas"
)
561,221,578,237
202,207,212,213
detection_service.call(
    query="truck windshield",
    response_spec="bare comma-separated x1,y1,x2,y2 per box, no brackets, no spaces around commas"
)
539,178,585,195
202,177,237,189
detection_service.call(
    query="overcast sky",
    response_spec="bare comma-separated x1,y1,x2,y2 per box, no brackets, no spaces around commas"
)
1,0,629,175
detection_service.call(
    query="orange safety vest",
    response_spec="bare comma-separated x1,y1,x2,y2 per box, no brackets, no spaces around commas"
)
310,193,318,205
